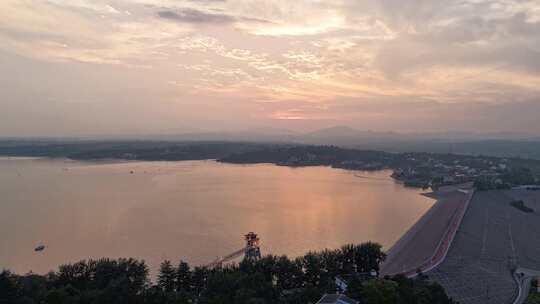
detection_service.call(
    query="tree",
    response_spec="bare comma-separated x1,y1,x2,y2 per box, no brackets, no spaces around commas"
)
273,256,303,290
0,270,19,304
158,260,176,292
354,242,386,273
340,244,356,273
319,249,340,278
191,267,209,297
301,252,321,287
18,273,49,303
254,255,276,283
344,277,364,301
361,278,398,304
176,260,192,294
0,243,457,304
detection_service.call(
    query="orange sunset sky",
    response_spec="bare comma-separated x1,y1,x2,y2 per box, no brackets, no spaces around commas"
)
1,0,539,136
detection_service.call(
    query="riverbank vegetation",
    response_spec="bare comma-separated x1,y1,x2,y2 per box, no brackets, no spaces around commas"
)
0,140,270,161
0,242,456,304
525,278,540,304
221,146,540,190
2,140,539,189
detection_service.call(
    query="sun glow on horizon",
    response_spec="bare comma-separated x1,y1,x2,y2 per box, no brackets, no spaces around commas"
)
1,0,539,135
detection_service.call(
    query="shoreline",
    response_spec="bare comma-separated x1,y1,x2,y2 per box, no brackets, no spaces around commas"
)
384,192,441,261
381,183,474,277
1,154,428,189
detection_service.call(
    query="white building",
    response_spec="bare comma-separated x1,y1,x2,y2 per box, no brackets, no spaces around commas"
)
316,294,359,304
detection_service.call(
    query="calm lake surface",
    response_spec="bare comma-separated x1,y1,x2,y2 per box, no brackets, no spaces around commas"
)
0,157,434,275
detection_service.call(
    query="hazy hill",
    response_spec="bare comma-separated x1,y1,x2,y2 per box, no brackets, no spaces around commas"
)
2,126,540,160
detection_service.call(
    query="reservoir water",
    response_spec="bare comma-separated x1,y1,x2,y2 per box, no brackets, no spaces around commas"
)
0,157,434,275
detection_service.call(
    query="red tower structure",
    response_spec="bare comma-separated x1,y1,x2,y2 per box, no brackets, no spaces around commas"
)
244,232,262,261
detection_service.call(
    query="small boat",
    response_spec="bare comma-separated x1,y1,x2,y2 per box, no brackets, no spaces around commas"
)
34,245,45,252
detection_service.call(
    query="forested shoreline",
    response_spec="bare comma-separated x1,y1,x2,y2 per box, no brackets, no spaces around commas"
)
0,242,455,304
2,141,540,190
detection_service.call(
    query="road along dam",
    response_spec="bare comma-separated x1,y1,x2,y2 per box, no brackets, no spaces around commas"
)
427,189,540,304
383,185,540,304
381,183,474,277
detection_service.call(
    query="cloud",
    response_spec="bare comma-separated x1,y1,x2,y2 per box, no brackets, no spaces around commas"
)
320,98,540,133
372,11,540,77
157,8,235,24
45,0,121,14
1,0,540,135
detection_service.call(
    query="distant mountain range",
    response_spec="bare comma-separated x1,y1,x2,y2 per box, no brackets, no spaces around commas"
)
300,126,540,143
110,126,540,159
2,126,540,159
95,126,538,143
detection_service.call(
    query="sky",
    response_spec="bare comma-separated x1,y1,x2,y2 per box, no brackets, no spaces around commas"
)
1,0,540,137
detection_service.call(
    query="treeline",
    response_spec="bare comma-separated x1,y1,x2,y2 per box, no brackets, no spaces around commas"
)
0,141,270,161
3,140,540,186
474,167,539,190
222,146,540,189
525,277,540,304
220,146,392,168
0,242,455,304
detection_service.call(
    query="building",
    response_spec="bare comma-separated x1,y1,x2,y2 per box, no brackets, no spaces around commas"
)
316,294,359,304
335,276,349,293
335,271,377,293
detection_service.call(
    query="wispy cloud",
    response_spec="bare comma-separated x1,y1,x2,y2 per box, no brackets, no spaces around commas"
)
157,8,235,24
1,0,540,134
